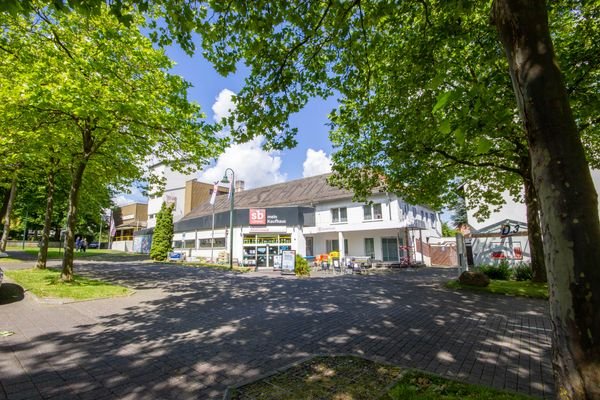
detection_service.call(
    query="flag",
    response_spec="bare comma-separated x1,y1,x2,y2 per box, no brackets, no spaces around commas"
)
209,181,219,205
109,215,116,237
227,178,233,200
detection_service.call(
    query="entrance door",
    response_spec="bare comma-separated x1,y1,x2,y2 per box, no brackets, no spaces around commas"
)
267,246,279,268
382,238,399,261
257,246,267,267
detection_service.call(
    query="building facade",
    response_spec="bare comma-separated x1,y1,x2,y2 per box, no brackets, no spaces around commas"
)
171,174,442,269
146,163,228,228
111,202,148,252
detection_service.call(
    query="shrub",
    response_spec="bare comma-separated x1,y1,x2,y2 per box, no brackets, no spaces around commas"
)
514,263,533,281
150,202,174,261
295,255,311,277
478,260,512,280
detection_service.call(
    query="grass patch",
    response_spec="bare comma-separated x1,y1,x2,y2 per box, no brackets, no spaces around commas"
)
4,268,132,300
446,279,548,299
230,356,533,400
230,356,402,400
181,262,253,273
6,248,137,259
382,370,534,399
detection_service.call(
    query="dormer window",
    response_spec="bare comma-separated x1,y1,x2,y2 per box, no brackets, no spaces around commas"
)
363,203,383,221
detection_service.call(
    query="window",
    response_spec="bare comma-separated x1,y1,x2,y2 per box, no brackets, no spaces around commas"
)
365,238,375,258
184,239,195,249
326,239,349,255
149,214,156,219
306,237,314,256
430,212,437,227
331,207,347,223
363,203,383,221
199,238,225,248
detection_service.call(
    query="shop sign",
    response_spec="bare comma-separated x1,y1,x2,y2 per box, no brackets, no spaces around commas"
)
500,223,521,237
267,214,287,225
249,208,266,225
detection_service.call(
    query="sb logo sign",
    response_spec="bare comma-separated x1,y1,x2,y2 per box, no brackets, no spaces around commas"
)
249,208,266,225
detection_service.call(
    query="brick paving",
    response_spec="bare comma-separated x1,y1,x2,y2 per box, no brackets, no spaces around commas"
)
0,257,554,399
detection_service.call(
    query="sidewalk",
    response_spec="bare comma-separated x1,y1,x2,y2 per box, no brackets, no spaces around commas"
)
1,260,553,399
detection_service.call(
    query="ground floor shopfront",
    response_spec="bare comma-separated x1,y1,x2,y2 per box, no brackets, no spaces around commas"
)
171,225,432,269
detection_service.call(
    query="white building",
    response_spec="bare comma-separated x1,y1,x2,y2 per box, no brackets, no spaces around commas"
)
146,163,198,228
172,174,442,269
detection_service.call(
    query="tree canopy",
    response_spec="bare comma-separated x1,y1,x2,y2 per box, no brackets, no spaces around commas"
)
0,5,224,278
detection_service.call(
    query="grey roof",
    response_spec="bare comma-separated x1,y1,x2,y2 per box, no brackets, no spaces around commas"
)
180,173,354,221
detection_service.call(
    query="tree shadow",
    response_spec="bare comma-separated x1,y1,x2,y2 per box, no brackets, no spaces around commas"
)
0,265,554,399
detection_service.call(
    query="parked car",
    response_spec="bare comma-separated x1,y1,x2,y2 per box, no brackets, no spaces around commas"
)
88,242,99,249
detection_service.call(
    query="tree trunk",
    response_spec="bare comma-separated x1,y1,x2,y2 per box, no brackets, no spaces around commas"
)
521,162,546,282
36,165,56,269
493,1,600,398
60,159,86,281
0,173,18,252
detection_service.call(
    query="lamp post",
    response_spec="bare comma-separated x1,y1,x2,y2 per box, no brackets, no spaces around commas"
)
221,168,235,270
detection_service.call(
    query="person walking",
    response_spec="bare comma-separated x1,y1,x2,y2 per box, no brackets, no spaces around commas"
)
81,238,88,252
75,237,81,252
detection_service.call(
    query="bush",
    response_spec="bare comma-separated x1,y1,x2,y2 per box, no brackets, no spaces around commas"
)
478,260,512,280
150,202,174,261
514,263,533,281
295,255,311,277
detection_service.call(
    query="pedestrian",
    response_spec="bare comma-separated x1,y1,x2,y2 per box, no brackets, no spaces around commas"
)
82,238,88,252
75,237,81,252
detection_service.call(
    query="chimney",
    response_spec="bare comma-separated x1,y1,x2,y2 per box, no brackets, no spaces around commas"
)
235,180,245,192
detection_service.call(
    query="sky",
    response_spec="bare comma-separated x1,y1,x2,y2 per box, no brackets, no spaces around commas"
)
115,41,339,206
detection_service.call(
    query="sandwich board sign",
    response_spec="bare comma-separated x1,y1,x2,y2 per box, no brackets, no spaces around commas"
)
281,250,296,275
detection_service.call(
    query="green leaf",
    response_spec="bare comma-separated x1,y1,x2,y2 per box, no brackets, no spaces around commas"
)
476,138,493,154
438,120,451,134
453,128,465,145
432,91,454,113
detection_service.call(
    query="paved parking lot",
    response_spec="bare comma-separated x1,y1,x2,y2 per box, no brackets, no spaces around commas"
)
0,259,554,399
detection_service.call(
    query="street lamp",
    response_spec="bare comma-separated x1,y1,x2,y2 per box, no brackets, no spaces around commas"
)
221,168,235,270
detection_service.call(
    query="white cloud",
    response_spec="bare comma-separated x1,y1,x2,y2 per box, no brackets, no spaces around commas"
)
302,149,332,177
113,186,147,207
199,136,287,190
212,88,236,123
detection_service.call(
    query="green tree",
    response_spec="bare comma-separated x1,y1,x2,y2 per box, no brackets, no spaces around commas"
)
3,0,600,397
441,222,458,238
0,7,223,280
193,3,600,395
150,202,174,261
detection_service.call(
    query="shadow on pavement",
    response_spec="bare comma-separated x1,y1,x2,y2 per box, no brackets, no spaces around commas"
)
0,265,554,399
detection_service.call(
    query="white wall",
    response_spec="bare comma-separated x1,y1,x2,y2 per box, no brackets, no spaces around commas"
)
147,164,198,228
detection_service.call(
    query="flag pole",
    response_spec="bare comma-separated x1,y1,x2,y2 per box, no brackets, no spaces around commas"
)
210,202,215,263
